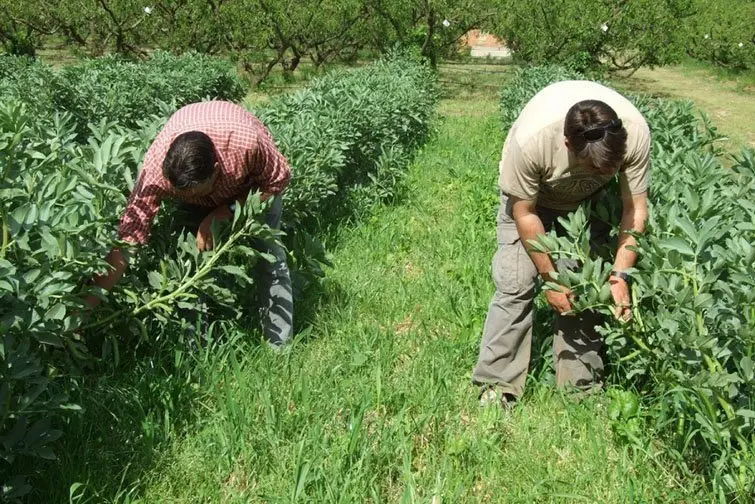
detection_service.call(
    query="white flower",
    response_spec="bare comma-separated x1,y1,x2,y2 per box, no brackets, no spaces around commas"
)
704,34,709,39
143,6,152,15
601,23,609,33
442,19,451,27
739,42,744,48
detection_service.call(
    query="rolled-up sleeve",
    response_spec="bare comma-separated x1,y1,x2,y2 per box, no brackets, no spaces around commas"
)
619,121,652,196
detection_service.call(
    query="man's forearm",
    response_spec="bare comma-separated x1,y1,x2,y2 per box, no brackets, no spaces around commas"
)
86,247,128,307
94,247,128,290
514,212,558,281
613,231,639,272
613,198,648,272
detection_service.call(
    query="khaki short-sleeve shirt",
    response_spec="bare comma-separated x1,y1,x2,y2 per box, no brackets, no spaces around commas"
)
499,80,651,211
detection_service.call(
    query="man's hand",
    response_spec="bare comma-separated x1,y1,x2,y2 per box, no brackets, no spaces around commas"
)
545,285,574,316
196,217,213,251
82,247,129,309
197,206,233,251
609,277,632,322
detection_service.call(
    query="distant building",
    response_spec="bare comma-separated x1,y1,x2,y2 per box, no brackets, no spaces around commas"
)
463,30,511,59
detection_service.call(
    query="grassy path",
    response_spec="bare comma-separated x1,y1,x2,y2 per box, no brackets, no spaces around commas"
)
612,64,755,152
121,99,707,503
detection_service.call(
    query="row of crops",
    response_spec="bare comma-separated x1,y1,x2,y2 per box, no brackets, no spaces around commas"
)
500,66,754,499
0,51,439,500
2,51,753,500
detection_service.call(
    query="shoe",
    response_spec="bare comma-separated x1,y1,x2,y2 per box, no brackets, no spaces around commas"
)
479,386,517,411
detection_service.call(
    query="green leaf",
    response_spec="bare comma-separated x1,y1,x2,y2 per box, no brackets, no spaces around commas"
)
526,238,548,253
582,260,594,282
23,268,42,284
60,404,83,411
598,283,612,303
740,357,754,381
3,418,27,450
659,237,695,256
44,303,66,321
148,271,163,291
35,333,65,347
694,293,714,310
607,399,621,421
218,265,254,284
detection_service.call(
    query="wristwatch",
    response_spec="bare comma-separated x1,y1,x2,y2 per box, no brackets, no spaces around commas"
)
610,270,632,284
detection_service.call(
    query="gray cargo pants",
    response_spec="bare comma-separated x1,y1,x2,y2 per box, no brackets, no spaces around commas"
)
472,192,610,398
177,195,293,346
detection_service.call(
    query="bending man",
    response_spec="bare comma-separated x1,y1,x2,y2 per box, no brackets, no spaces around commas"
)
88,101,293,347
473,81,651,407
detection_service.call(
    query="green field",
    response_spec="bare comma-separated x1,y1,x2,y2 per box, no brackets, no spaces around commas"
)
28,65,742,503
2,47,754,501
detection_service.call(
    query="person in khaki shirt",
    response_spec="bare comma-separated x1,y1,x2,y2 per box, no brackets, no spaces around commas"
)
473,80,651,408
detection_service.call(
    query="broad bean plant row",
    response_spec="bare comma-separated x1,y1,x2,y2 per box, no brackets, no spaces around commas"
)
0,51,246,138
502,66,754,499
0,53,438,500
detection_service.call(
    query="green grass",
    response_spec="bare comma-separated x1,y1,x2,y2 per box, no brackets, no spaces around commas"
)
25,60,751,502
36,90,711,502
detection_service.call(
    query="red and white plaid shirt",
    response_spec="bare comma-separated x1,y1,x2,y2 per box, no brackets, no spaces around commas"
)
118,101,290,245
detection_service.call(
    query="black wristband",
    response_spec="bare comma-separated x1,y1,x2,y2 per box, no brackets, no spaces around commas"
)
610,270,631,284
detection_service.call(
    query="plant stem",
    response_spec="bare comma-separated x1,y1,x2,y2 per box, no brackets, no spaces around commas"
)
82,224,250,331
0,212,8,259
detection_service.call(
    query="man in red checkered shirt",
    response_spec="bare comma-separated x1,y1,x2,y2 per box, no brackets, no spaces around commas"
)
88,101,294,346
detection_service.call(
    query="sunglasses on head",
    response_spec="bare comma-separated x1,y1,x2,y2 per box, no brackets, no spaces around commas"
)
580,118,623,142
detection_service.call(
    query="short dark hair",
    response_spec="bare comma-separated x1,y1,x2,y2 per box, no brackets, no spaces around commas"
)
564,100,628,173
162,131,217,190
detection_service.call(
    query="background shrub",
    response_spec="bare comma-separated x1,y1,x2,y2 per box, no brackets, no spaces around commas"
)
0,56,55,122
0,51,246,138
257,52,440,293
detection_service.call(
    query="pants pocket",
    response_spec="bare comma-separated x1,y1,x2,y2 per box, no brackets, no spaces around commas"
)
492,228,537,295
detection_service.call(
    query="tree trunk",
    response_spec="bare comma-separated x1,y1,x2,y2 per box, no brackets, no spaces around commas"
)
420,9,437,68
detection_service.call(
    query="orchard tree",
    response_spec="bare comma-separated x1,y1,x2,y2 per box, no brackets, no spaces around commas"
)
0,0,157,56
685,0,755,70
364,0,497,66
494,0,696,74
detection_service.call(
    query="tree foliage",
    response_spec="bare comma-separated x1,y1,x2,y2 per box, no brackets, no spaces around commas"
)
0,0,497,82
685,0,755,71
493,0,696,74
363,0,496,66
